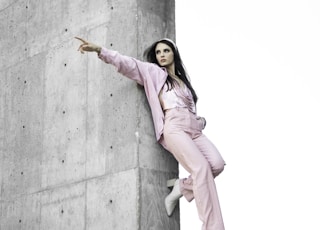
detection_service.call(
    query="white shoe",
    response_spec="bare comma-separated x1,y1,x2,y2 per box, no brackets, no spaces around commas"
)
165,179,182,216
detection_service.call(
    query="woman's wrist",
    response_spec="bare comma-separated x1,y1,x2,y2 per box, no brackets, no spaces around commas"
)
95,46,102,54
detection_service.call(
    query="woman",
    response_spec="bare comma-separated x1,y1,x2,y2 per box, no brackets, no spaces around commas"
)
75,37,226,230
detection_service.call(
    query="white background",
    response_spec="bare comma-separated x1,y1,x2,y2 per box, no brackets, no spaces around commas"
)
175,0,320,229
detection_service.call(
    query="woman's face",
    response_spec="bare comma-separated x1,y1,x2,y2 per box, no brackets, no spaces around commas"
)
155,42,175,68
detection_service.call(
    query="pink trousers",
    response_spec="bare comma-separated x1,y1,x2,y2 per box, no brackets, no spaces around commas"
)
161,108,225,230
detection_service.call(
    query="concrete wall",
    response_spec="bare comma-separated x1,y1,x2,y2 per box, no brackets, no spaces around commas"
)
0,0,179,229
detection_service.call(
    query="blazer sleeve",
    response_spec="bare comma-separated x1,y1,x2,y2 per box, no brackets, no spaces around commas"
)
98,47,166,88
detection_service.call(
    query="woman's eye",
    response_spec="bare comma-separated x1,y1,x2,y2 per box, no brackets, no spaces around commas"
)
164,49,170,53
156,50,161,55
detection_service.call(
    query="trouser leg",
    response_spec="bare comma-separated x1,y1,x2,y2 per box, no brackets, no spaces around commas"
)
181,133,225,202
163,128,225,230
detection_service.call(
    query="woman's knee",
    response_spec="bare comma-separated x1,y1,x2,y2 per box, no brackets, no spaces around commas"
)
212,160,225,177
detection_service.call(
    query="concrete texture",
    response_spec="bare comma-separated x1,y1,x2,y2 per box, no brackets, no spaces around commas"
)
0,0,179,229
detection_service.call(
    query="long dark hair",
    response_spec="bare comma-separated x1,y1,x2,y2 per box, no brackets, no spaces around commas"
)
143,38,198,104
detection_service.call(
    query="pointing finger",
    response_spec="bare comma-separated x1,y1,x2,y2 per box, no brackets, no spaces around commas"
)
75,37,87,44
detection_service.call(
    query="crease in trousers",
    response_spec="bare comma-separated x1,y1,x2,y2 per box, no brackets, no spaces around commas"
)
161,107,225,230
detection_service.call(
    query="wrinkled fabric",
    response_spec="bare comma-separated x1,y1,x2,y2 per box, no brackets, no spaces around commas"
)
162,108,225,230
159,82,196,114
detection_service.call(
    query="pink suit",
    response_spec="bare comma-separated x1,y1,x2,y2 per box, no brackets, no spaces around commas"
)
99,48,225,230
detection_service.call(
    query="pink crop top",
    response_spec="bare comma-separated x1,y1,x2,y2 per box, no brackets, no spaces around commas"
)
159,82,196,114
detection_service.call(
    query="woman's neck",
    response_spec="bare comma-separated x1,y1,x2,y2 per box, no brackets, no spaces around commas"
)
167,68,184,87
166,63,175,75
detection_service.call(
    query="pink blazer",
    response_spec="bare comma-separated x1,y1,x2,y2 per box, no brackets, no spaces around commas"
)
99,47,168,142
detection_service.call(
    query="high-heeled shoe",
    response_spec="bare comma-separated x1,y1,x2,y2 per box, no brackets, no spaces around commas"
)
165,179,182,216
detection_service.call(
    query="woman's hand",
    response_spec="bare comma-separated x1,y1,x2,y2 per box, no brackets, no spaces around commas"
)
75,37,101,54
201,117,206,128
196,116,207,129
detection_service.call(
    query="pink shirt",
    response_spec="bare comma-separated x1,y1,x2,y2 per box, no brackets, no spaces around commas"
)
98,47,167,142
159,82,196,114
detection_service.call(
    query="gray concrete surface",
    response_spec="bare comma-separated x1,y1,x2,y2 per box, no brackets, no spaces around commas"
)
0,0,179,229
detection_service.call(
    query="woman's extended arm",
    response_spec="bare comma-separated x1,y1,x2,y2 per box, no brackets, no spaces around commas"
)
75,37,167,87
